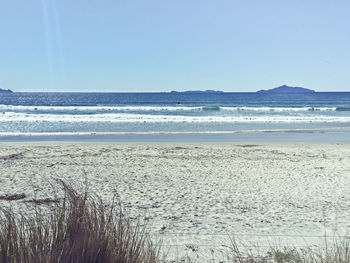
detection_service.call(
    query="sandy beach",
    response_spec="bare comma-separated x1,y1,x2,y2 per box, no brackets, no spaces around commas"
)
1,142,350,260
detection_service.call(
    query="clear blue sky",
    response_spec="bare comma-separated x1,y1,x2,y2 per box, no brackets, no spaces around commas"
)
1,0,350,92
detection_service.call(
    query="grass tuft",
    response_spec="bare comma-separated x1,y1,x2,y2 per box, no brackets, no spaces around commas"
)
0,180,159,263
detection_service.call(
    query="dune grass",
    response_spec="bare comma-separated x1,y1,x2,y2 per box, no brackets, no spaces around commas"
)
216,237,350,263
1,181,350,263
0,180,159,263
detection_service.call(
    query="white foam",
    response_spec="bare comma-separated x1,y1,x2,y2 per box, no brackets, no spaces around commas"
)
1,112,350,123
0,127,348,137
221,106,336,112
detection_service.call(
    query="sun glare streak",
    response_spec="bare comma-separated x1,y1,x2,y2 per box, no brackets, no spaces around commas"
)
51,0,68,88
40,0,67,90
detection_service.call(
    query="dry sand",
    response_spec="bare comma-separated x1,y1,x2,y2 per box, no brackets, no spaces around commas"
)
1,142,350,260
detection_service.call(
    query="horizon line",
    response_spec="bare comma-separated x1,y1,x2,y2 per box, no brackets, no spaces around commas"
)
4,90,350,93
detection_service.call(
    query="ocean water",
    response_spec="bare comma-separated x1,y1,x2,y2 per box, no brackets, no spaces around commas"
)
1,92,350,141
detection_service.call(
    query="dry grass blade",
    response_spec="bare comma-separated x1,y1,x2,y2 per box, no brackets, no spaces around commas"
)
23,198,60,205
0,194,26,201
0,180,160,263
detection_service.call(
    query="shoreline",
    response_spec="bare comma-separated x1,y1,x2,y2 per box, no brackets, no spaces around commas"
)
1,128,350,142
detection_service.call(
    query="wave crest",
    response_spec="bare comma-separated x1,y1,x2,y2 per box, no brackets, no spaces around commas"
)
1,112,350,123
0,104,340,113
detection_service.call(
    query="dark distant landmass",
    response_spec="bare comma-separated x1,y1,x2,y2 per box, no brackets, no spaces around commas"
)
0,88,13,93
257,85,315,94
170,90,224,94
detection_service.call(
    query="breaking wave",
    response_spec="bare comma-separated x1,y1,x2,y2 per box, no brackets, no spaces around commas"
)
0,104,341,113
1,112,350,123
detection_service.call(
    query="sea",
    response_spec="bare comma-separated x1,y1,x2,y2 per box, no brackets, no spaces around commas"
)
1,92,350,142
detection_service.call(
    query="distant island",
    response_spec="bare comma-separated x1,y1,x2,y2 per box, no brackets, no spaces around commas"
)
257,85,315,94
0,88,13,93
170,90,224,94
